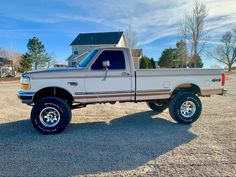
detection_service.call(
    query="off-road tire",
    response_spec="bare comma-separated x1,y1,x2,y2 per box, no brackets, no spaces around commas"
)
31,97,71,134
169,93,202,124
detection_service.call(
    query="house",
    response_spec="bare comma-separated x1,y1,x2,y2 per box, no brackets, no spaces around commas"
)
131,49,143,69
0,57,15,77
67,31,126,67
67,31,142,69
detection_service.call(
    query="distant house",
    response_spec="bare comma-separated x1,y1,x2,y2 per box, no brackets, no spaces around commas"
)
67,31,126,67
67,31,143,69
0,57,15,77
131,49,143,69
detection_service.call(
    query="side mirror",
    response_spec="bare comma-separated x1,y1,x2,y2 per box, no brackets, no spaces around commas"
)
102,60,110,81
102,60,110,69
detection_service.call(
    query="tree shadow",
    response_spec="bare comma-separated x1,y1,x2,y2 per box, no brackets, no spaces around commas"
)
0,111,196,176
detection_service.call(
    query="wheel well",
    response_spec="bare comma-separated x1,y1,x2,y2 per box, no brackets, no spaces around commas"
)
33,87,74,105
172,84,201,96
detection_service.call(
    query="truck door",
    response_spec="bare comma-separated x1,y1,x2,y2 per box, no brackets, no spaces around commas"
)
83,49,132,102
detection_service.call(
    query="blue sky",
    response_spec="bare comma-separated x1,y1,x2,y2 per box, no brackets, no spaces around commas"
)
0,0,236,68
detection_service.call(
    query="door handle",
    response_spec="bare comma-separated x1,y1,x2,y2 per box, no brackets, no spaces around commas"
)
121,72,130,76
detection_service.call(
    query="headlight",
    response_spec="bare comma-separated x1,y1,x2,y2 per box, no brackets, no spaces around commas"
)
21,76,31,89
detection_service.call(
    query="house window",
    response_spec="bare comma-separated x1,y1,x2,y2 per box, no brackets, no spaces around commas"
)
71,61,77,67
91,50,126,70
74,48,78,55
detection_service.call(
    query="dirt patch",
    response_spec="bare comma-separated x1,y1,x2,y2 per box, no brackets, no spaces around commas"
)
0,76,20,82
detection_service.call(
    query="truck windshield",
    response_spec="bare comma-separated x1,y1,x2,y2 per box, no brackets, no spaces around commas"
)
78,49,98,68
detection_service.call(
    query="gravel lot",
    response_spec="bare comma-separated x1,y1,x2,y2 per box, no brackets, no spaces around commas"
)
0,74,236,176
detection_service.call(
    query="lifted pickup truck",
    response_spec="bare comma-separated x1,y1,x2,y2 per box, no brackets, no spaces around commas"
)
17,48,226,134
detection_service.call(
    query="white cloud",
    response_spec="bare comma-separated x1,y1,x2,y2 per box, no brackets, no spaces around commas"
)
55,14,103,23
60,0,236,47
1,0,235,49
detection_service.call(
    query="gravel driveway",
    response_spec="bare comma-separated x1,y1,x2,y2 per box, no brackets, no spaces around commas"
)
0,75,235,176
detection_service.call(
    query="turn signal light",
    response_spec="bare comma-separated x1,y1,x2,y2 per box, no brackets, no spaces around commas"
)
21,84,30,89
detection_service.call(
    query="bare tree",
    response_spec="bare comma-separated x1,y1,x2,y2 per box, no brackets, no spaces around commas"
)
179,1,208,67
13,55,22,70
0,48,8,58
47,58,57,68
208,29,236,72
0,47,21,69
125,24,137,49
0,48,21,76
0,48,21,61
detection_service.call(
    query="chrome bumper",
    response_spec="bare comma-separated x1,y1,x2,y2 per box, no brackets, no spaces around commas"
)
17,91,35,104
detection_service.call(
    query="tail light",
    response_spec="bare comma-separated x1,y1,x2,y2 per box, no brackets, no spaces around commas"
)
221,73,225,86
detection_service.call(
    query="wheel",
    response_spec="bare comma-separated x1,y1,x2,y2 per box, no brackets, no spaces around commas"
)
147,101,168,112
169,93,202,124
31,97,71,134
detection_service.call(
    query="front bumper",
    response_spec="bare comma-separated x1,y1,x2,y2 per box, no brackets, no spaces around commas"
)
17,91,35,104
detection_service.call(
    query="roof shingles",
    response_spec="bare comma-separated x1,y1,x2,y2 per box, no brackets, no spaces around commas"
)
70,32,124,46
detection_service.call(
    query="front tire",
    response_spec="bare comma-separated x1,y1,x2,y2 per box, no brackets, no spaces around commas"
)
31,97,71,134
169,93,202,124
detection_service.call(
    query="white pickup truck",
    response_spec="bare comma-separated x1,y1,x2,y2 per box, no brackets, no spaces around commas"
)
17,48,226,134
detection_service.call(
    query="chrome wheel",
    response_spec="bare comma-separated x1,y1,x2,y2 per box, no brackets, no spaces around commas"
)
180,101,196,118
39,107,60,127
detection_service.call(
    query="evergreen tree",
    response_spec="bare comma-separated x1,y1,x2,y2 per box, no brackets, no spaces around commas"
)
20,37,51,71
150,58,156,68
19,53,32,72
159,42,204,68
140,56,152,69
158,48,178,68
189,54,204,68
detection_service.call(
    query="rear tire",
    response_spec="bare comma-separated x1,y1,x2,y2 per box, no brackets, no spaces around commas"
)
147,101,168,112
31,97,71,134
169,93,202,124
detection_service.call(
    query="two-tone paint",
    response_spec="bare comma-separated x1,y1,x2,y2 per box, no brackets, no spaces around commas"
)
17,48,225,105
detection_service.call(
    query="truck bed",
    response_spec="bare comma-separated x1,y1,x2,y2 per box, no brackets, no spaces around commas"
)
135,68,224,100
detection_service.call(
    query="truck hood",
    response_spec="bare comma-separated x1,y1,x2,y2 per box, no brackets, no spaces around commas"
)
24,67,87,79
25,67,78,74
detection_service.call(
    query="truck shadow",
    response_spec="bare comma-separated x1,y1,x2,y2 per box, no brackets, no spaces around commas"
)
0,111,196,176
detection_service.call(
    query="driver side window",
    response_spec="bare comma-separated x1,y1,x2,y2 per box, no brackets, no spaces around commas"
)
91,50,126,70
